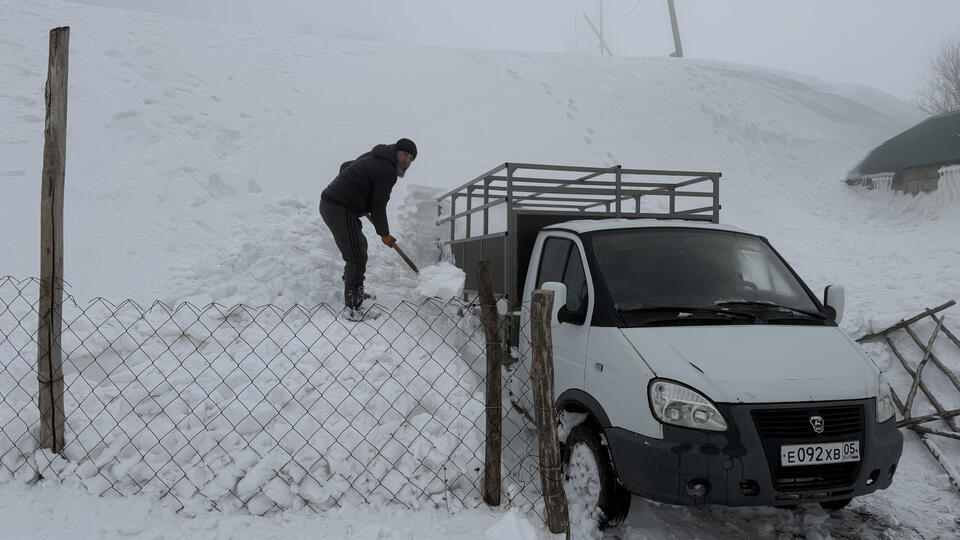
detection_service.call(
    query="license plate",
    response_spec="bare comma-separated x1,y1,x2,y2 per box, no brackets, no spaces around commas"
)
780,441,860,467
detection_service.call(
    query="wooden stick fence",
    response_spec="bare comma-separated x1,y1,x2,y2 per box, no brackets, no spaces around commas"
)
858,300,960,493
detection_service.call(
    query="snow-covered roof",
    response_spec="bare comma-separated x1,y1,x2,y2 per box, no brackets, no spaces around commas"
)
543,218,752,235
848,110,960,176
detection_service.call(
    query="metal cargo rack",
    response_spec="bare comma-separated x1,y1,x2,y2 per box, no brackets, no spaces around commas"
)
436,163,722,307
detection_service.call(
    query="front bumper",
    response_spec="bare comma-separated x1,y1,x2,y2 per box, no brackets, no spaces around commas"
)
605,399,903,506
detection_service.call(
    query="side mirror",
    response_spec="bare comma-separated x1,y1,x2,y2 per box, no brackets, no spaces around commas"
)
824,285,845,324
540,282,567,328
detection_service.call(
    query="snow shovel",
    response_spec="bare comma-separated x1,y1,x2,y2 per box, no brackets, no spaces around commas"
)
364,215,419,273
390,243,420,274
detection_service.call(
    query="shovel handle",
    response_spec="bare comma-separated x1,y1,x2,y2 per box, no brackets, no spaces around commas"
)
392,243,420,273
363,214,419,273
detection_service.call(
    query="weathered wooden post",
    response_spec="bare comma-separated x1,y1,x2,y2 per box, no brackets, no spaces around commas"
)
37,26,69,453
530,290,569,535
477,260,502,505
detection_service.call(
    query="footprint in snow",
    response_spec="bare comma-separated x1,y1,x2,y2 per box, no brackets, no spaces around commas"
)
219,128,243,143
102,49,123,59
112,110,138,121
506,68,523,82
205,174,236,198
170,113,193,125
584,136,593,145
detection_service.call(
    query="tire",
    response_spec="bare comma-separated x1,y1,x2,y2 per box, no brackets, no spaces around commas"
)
562,423,631,528
819,498,852,512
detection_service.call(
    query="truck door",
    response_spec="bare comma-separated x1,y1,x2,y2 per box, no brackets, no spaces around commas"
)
534,235,591,393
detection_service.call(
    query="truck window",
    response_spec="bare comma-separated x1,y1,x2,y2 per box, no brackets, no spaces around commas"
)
537,237,571,287
563,247,588,317
590,228,820,313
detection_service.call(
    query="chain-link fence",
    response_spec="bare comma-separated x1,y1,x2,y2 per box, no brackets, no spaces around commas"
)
0,276,544,515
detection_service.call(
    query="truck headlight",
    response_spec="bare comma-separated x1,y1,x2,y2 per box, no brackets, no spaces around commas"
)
876,379,896,423
649,379,728,432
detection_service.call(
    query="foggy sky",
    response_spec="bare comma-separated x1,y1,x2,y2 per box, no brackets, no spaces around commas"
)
64,0,960,103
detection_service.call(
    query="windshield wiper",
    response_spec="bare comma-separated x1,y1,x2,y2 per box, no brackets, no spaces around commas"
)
713,301,827,320
617,306,759,323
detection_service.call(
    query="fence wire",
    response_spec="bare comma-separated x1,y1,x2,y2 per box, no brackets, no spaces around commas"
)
0,276,544,515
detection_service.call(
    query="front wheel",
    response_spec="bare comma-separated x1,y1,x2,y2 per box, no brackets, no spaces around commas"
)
562,424,631,528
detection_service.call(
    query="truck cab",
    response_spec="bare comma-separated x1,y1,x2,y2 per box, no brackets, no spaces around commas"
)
437,163,902,525
523,219,902,524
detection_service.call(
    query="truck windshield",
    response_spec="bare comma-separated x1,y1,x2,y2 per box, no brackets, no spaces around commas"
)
590,228,821,317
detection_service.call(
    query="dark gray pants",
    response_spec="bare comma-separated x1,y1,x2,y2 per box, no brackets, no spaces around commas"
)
319,199,367,301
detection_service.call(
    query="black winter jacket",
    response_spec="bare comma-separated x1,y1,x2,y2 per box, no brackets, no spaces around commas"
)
321,144,398,236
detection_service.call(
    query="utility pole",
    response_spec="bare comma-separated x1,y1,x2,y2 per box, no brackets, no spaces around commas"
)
582,13,613,56
667,0,683,57
599,0,604,56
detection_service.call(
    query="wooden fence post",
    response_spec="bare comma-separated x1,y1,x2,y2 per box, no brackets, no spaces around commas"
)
477,260,502,506
530,290,569,535
37,26,69,453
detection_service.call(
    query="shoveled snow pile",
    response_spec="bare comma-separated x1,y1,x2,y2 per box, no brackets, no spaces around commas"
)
162,183,443,309
413,262,466,299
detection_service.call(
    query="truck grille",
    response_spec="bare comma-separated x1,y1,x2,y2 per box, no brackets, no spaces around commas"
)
752,405,863,439
751,404,865,492
772,462,860,491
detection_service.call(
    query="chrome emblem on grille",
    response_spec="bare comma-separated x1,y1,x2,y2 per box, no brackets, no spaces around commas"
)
810,416,825,434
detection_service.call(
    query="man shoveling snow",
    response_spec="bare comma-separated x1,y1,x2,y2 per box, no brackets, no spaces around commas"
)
319,138,417,320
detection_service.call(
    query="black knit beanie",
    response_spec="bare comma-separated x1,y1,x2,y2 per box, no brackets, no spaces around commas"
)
395,138,417,159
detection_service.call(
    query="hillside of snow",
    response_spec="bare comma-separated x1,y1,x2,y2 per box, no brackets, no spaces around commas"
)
2,0,960,539
3,0,948,316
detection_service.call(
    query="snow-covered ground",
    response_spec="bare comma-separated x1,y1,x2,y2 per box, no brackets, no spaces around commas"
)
2,0,960,538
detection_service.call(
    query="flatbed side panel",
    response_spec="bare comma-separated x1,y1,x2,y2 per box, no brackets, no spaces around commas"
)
452,235,507,295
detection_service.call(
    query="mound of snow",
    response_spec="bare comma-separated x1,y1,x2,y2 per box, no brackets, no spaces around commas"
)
413,262,466,299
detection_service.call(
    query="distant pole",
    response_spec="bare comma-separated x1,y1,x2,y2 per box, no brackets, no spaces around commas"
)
667,0,684,57
37,26,69,454
599,0,604,56
574,0,578,53
582,13,613,57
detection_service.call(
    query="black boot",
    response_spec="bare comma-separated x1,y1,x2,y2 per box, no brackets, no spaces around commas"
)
358,285,375,303
344,287,362,309
344,287,366,321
